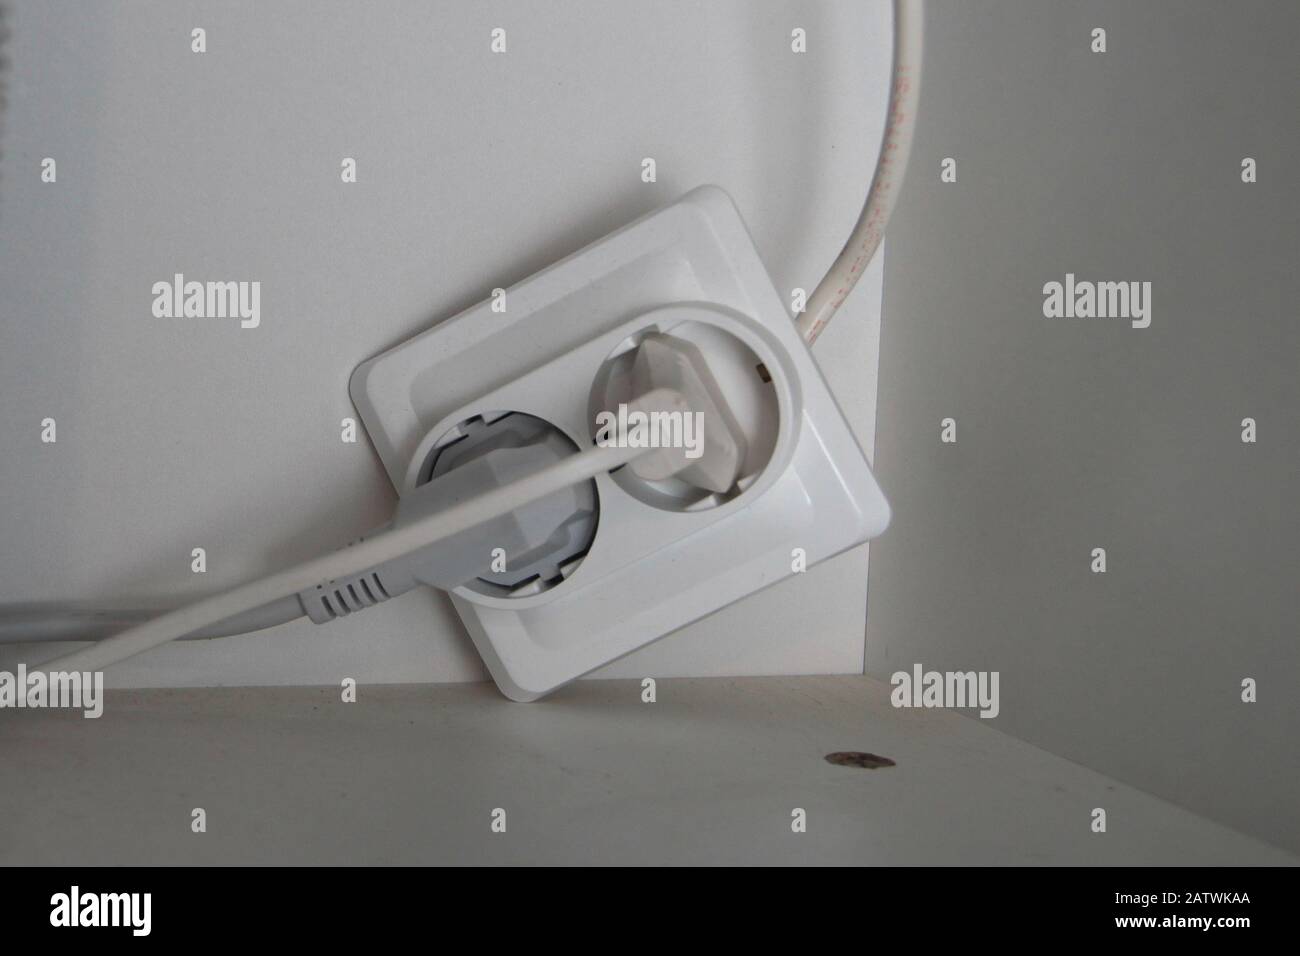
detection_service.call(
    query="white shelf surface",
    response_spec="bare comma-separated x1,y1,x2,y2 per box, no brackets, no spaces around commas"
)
1,675,1291,865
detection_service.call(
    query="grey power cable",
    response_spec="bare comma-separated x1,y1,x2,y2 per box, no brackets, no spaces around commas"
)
33,388,695,674
37,441,644,673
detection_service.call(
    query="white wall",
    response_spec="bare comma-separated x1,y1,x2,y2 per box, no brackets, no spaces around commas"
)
0,2,890,686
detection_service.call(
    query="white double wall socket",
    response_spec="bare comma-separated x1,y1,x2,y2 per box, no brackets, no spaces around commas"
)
351,186,890,700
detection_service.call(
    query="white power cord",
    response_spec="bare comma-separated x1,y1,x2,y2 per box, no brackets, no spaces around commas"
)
0,597,303,644
798,0,924,345
38,439,652,674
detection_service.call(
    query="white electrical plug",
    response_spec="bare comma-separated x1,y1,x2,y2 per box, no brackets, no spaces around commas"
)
626,335,747,494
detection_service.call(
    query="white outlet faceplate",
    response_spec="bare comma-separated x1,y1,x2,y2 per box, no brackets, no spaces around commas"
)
351,186,890,700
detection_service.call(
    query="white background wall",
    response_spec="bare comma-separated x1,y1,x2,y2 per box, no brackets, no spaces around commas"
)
0,2,890,686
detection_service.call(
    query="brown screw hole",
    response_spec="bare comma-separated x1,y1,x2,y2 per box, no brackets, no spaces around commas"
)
825,751,896,770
